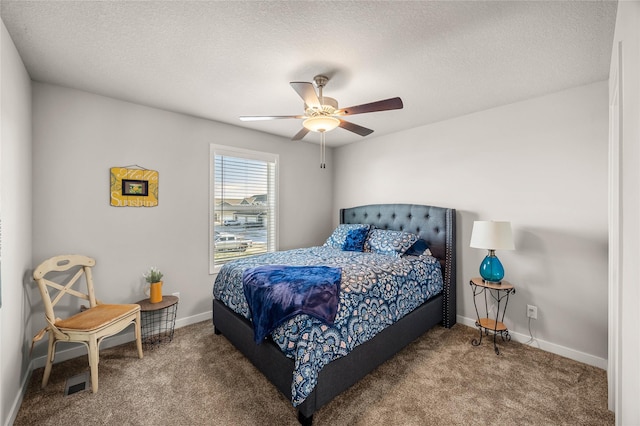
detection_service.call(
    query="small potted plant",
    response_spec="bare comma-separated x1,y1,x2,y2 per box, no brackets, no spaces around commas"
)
143,266,164,303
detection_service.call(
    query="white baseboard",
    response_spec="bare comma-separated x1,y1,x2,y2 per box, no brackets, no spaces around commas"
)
456,314,607,370
175,310,212,329
7,309,214,426
5,366,32,426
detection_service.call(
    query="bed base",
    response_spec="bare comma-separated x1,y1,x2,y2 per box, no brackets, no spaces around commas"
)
213,293,444,423
212,203,456,424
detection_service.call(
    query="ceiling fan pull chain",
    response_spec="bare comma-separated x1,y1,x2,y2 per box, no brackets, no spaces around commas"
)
320,132,326,169
319,131,322,168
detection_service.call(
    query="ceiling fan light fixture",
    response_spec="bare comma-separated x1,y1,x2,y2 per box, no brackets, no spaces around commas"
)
303,116,340,133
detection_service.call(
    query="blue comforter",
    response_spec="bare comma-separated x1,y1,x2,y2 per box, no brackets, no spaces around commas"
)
213,246,443,407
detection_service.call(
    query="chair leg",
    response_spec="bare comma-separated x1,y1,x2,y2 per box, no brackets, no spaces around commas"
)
41,332,56,388
135,312,143,359
88,336,99,393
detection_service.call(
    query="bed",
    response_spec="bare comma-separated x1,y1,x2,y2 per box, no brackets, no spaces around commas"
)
212,203,456,424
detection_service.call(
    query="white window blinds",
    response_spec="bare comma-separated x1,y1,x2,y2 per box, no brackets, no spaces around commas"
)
210,145,278,273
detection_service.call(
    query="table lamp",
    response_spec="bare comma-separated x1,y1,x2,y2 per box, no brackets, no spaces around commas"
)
470,221,515,284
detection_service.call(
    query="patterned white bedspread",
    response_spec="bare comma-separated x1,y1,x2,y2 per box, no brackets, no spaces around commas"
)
213,246,443,406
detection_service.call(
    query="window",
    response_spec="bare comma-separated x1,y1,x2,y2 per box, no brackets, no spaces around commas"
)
210,145,278,273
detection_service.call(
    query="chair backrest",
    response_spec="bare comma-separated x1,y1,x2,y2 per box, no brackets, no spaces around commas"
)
33,255,98,325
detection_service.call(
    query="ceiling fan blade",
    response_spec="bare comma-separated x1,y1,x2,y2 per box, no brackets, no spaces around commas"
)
240,115,304,121
292,127,310,141
339,97,403,116
339,120,374,137
290,82,321,108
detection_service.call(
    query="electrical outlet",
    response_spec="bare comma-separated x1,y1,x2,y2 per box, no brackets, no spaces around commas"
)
172,292,180,299
527,304,538,319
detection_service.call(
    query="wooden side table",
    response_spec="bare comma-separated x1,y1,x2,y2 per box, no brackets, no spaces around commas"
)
469,277,515,355
135,295,179,349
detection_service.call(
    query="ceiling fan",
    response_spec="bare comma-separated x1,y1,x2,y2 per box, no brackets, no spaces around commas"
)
239,75,403,168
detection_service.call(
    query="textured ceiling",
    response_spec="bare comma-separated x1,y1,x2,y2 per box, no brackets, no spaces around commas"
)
1,1,617,146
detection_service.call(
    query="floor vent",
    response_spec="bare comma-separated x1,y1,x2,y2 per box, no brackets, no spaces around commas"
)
64,372,89,396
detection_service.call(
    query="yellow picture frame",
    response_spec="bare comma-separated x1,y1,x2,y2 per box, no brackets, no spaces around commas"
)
110,167,158,207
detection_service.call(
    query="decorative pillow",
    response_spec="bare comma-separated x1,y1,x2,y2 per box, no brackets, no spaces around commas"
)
342,227,369,252
365,229,419,258
405,238,429,256
324,224,370,249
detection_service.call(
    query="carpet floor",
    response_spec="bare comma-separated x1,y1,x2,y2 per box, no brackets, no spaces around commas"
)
15,320,613,425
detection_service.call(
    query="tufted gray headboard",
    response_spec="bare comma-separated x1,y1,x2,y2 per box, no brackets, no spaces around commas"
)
340,203,457,327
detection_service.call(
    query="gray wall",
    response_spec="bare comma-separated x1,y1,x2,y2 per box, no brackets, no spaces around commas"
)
333,81,609,365
30,83,334,355
0,20,33,425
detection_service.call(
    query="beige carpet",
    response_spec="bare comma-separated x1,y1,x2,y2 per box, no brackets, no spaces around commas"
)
15,321,613,425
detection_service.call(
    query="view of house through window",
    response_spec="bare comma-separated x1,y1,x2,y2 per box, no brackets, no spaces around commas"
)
210,145,278,272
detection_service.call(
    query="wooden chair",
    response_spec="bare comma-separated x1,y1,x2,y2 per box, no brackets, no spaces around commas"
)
32,254,143,392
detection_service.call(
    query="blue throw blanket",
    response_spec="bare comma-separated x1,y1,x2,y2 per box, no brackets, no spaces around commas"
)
242,265,341,344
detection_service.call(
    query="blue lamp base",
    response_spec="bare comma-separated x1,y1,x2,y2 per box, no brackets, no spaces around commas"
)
479,250,505,284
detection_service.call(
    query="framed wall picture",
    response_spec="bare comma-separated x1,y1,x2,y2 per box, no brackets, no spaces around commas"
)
110,167,158,207
122,179,148,196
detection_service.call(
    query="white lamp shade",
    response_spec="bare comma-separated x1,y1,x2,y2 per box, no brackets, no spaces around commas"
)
470,221,515,250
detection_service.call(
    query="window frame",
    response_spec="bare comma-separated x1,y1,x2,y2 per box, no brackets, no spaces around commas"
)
209,144,279,274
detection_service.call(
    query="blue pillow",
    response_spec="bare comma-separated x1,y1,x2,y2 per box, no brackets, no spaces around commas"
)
342,227,369,252
324,224,370,249
405,239,429,256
